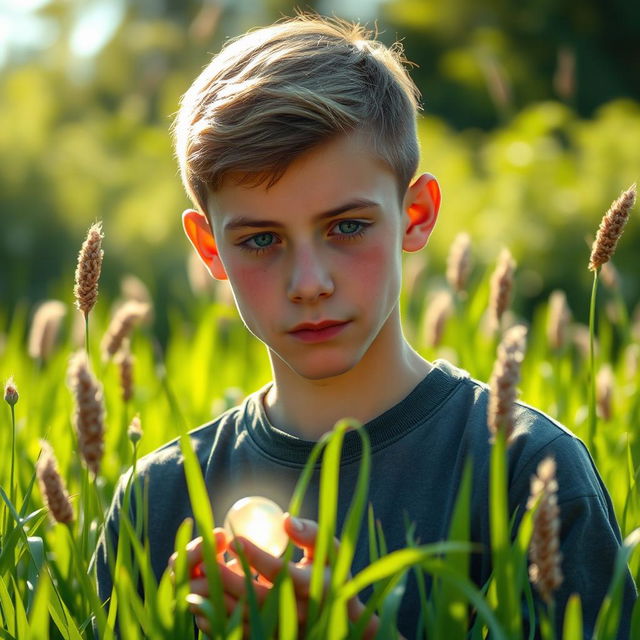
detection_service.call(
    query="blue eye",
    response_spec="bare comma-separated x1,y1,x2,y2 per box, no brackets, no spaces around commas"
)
336,220,361,234
252,233,274,248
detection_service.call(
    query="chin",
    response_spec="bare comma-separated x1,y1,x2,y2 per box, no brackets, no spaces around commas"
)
284,354,359,382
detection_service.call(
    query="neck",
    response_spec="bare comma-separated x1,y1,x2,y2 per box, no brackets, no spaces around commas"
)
263,313,432,440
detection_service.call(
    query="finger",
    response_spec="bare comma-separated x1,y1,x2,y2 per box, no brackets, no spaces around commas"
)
169,528,227,568
283,514,340,563
229,537,284,584
225,556,244,577
188,577,210,598
180,529,230,578
347,597,381,639
219,560,270,605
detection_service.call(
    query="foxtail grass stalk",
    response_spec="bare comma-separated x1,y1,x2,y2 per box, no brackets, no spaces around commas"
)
587,184,636,452
490,429,522,638
588,270,598,454
84,314,89,358
4,378,19,534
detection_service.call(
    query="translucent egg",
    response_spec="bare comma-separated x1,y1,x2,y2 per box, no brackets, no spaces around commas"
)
223,496,288,557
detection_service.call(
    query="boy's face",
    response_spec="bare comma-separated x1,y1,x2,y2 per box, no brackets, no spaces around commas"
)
186,132,439,381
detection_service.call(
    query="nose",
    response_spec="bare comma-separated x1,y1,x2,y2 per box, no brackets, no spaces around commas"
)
287,244,334,303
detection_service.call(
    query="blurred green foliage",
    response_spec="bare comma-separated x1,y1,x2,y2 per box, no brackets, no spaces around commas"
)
1,0,638,341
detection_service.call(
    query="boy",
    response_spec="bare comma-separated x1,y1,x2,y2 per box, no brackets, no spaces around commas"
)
94,14,635,638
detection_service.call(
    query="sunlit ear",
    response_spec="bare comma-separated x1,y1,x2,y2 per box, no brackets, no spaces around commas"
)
402,173,441,253
182,209,228,280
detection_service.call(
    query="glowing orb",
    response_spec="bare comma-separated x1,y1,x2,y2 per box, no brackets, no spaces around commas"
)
223,496,288,557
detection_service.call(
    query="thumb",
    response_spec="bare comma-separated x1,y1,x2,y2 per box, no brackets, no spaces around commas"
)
283,514,317,548
283,514,339,562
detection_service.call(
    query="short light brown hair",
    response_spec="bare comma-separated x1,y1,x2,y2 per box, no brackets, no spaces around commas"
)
174,14,421,217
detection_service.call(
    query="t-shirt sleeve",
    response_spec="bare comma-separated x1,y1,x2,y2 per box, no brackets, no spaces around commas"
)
510,431,637,638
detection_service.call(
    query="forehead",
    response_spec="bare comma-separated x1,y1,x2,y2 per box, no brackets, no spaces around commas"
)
206,133,400,227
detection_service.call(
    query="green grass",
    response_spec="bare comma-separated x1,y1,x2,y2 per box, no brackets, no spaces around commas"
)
1,245,639,639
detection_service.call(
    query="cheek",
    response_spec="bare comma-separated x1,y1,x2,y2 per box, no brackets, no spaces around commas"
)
226,263,273,310
345,242,400,292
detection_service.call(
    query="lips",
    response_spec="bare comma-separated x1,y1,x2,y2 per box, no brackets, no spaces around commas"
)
288,320,351,343
289,320,348,333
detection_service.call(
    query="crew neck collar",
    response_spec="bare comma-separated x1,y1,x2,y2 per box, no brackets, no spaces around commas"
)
241,359,468,466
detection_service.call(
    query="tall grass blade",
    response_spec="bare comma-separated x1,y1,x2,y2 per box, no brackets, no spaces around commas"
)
229,539,265,640
306,421,352,630
489,430,522,637
277,568,298,640
376,570,408,639
9,576,29,640
630,596,640,639
332,425,370,589
47,588,84,640
593,527,640,638
0,574,16,636
27,566,50,640
178,433,227,635
170,517,196,638
25,536,44,613
349,572,403,640
562,594,583,639
113,565,143,640
433,458,473,639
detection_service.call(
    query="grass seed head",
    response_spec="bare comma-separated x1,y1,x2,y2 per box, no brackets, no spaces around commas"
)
422,290,454,348
4,376,18,406
528,457,563,604
68,351,105,476
599,261,620,290
121,274,153,305
101,300,151,360
632,304,640,343
487,324,527,443
74,222,104,317
588,184,636,272
596,364,615,421
446,232,472,293
546,290,571,351
625,344,640,380
115,342,134,403
128,414,143,444
28,300,67,361
488,248,516,333
37,440,74,524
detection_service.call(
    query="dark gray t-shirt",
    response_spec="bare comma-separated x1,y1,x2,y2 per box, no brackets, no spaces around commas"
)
94,359,635,638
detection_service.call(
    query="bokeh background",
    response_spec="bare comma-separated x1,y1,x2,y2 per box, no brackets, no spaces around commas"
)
1,0,639,343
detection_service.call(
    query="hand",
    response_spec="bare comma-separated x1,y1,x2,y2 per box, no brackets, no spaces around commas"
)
169,514,381,639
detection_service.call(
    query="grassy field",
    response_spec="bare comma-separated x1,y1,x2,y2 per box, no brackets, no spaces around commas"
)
1,191,639,638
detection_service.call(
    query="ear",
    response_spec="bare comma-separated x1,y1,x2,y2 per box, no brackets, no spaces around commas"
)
402,173,441,253
182,209,228,280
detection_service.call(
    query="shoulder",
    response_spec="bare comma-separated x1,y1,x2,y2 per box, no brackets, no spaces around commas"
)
433,361,603,504
136,402,245,478
506,401,608,510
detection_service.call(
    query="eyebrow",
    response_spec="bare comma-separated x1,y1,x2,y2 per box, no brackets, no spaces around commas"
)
223,198,379,232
